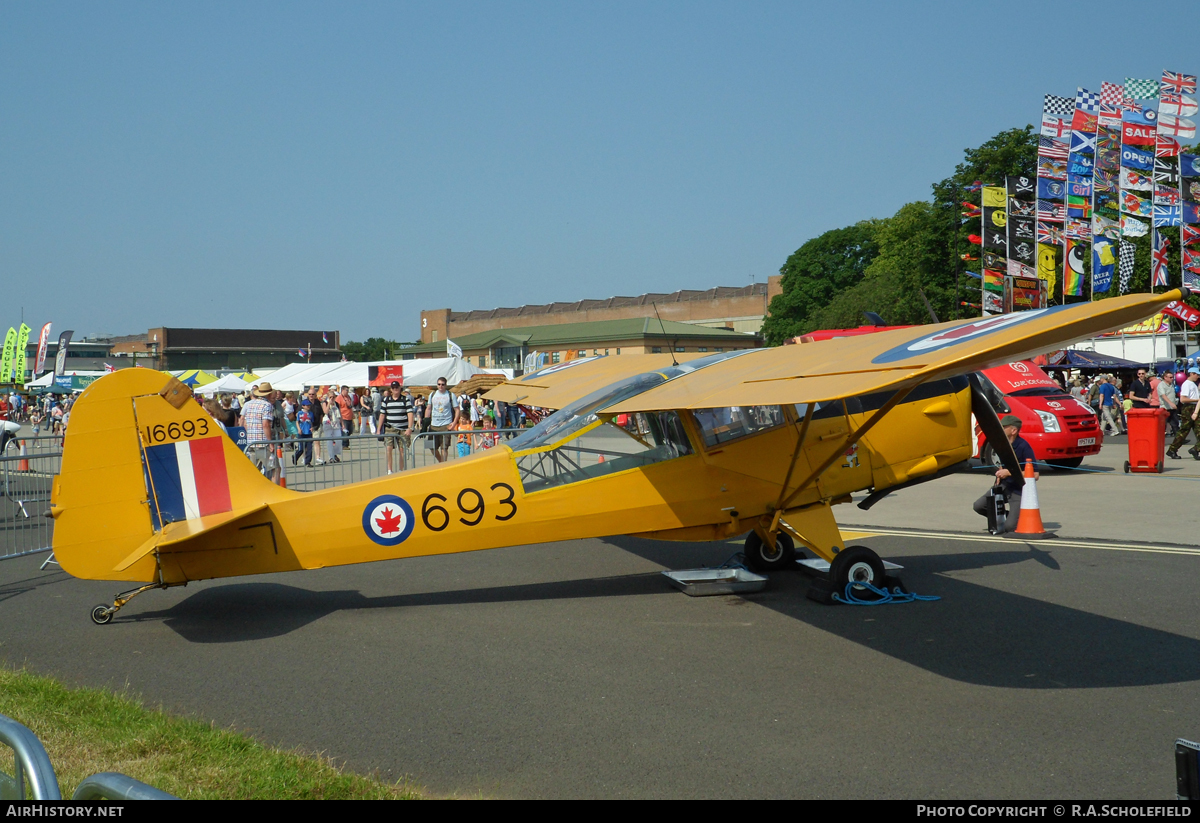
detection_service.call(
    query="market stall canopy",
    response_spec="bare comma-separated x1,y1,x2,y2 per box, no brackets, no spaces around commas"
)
176,369,217,387
1042,349,1148,370
269,358,494,391
197,374,251,396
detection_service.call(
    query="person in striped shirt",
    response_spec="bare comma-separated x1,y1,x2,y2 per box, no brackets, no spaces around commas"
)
377,381,415,475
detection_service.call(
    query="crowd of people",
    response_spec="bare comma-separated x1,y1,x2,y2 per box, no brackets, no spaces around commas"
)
1064,363,1200,458
2,390,74,436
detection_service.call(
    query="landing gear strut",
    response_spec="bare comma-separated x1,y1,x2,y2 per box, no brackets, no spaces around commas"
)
90,583,165,625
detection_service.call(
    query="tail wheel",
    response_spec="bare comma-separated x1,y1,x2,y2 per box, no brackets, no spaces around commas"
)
743,531,795,573
90,605,113,625
829,546,886,594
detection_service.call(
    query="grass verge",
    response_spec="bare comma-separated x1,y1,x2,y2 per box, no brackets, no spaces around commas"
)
0,667,420,799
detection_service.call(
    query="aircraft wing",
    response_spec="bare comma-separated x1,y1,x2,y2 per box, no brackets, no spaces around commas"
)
484,353,703,409
602,290,1188,412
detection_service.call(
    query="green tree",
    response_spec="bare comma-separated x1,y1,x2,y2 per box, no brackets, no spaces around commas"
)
341,337,405,361
761,221,882,344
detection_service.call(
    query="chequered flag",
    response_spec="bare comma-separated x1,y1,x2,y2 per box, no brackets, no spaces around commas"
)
1125,77,1159,100
1162,71,1197,96
1100,82,1124,109
1118,239,1136,294
1075,87,1101,113
1043,93,1074,117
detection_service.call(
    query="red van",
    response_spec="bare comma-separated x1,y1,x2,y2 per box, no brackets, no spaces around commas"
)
972,361,1102,469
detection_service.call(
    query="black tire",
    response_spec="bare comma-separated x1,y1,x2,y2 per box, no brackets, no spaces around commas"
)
829,546,887,596
979,443,1002,469
1047,457,1083,469
805,578,837,605
1123,460,1131,473
90,605,113,625
743,531,795,573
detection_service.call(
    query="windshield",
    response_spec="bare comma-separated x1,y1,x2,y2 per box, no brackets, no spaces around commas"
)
509,372,668,452
1008,387,1070,398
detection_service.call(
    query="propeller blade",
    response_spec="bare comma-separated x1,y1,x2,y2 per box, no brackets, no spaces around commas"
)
967,373,1024,489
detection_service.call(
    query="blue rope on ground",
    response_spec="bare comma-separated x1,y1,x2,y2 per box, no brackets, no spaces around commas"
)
967,460,1200,479
832,581,940,606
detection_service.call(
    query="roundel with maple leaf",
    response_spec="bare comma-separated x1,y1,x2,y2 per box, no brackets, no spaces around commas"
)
362,495,416,546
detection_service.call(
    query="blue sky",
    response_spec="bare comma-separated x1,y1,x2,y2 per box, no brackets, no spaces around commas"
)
4,1,1199,342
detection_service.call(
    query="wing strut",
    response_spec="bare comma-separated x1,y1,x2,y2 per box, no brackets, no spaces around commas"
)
767,402,816,534
777,383,917,512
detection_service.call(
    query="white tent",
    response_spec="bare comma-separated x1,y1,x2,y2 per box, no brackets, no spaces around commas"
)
266,358,491,391
197,374,251,396
24,370,107,389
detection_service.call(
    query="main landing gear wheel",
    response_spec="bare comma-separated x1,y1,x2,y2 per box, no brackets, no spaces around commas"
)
829,546,887,597
743,531,795,573
90,605,113,625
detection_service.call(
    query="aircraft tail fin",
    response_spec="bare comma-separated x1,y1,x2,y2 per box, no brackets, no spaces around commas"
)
51,370,291,582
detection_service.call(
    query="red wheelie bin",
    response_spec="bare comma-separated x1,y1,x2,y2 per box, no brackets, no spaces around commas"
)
1124,408,1169,473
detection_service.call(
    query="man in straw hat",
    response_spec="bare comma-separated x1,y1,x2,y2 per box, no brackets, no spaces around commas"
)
240,381,280,483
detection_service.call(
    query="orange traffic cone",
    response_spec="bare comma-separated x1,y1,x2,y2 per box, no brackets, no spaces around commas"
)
1003,460,1056,540
597,454,605,464
276,446,286,488
17,440,30,472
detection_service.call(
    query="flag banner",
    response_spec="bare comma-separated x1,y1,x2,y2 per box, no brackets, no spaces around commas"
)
1183,224,1200,246
1158,114,1197,139
1119,238,1136,294
1185,248,1200,269
1163,71,1198,96
1037,243,1059,295
1121,190,1153,216
1011,216,1036,240
1095,148,1121,172
1038,178,1066,200
1094,168,1119,190
13,324,30,383
981,187,1007,208
1072,110,1099,134
983,268,1005,293
1126,78,1159,99
968,234,983,245
1164,300,1200,327
1064,239,1087,296
1042,116,1072,138
1099,105,1122,128
1120,167,1154,190
1067,196,1092,219
1098,126,1123,151
983,251,1005,270
446,339,463,358
33,322,51,375
1068,153,1094,175
1152,231,1171,287
1160,93,1199,117
1038,136,1070,159
1067,175,1093,197
1038,199,1066,221
1037,221,1065,245
1065,218,1092,240
1121,145,1155,170
1076,87,1100,113
0,328,14,384
1181,154,1200,177
1154,158,1180,186
1007,175,1037,198
1007,259,1036,278
1190,182,1200,201
1153,204,1182,227
1122,122,1157,146
1184,202,1200,224
1101,81,1124,109
1154,186,1181,206
1095,189,1122,213
1010,238,1036,264
983,205,1007,231
1093,212,1121,238
53,330,73,377
1157,134,1183,157
1038,156,1068,179
1009,197,1036,218
1122,104,1158,126
983,225,1008,253
1121,214,1150,236
1187,270,1200,289
1093,237,1117,293
1044,93,1075,116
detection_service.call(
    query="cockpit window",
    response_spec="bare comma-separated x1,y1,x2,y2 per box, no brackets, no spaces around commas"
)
692,406,785,447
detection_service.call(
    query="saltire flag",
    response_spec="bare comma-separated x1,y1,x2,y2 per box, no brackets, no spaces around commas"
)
1038,178,1066,200
1065,218,1091,240
1154,158,1180,186
1121,191,1153,217
1010,239,1036,264
981,187,1006,208
1155,187,1181,207
1122,122,1157,146
1185,248,1200,270
1037,243,1059,295
1122,104,1158,127
1038,200,1066,221
1121,146,1154,170
1184,203,1200,224
1064,239,1087,296
1038,157,1067,179
1183,224,1200,246
1181,155,1200,177
1042,116,1072,138
143,436,233,531
1160,94,1198,117
103,363,116,373
1122,214,1150,236
1070,131,1097,154
1126,78,1159,100
1037,221,1064,245
1158,114,1197,139
1067,196,1092,219
1068,153,1094,175
1162,71,1198,96
1157,134,1183,158
1120,167,1153,191
1152,232,1171,287
1009,198,1036,218
1038,136,1069,159
1007,175,1036,198
1093,237,1117,293
1118,239,1136,294
1154,205,1182,227
1044,94,1075,117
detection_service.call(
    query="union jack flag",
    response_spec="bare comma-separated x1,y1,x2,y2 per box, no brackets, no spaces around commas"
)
1162,71,1197,96
1152,231,1171,287
1037,221,1064,245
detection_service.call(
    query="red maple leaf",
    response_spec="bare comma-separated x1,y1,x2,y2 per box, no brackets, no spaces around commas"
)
375,507,403,535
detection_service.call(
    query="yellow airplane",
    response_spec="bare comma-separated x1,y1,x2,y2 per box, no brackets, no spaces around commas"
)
51,289,1191,623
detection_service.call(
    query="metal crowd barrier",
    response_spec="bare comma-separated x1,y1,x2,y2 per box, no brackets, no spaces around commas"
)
1,437,61,561
0,713,175,800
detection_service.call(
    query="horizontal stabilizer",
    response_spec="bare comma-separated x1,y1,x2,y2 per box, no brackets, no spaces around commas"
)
112,504,269,572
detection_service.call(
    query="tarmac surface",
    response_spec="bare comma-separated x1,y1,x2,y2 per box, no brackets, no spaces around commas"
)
2,436,1200,798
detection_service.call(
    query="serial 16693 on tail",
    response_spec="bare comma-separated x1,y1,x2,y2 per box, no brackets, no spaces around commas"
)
50,290,1192,623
